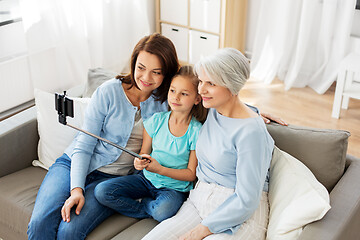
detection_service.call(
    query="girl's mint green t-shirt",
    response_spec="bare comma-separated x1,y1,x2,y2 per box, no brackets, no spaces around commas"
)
143,111,202,192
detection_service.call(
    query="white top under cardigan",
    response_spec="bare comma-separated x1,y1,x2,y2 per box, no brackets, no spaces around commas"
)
196,108,274,234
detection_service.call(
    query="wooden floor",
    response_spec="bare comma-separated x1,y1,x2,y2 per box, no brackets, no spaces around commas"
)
239,78,360,158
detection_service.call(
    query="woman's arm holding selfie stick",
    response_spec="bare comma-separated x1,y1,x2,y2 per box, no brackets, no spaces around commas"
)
55,91,145,160
55,91,148,222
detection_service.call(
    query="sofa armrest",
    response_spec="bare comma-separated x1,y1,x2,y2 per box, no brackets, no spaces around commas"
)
0,107,38,177
298,155,360,240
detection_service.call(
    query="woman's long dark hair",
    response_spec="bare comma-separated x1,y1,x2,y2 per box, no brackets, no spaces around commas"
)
116,33,179,103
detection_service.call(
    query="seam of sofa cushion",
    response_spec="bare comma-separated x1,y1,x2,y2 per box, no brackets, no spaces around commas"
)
275,123,351,136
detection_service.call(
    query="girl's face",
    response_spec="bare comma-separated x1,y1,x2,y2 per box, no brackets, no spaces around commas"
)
197,69,232,110
168,76,201,114
134,51,164,94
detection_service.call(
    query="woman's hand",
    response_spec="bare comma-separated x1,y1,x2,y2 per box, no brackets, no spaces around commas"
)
260,112,288,126
61,187,85,222
179,224,212,240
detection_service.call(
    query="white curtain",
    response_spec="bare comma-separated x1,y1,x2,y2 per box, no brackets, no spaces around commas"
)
17,0,153,94
250,0,356,94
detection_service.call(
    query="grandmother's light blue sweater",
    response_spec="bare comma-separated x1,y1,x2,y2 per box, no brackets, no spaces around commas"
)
196,108,274,234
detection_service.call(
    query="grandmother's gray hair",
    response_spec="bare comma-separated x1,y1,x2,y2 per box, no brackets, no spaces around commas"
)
193,48,250,95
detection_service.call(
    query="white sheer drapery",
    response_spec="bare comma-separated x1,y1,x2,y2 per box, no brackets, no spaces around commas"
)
18,0,152,94
250,0,356,94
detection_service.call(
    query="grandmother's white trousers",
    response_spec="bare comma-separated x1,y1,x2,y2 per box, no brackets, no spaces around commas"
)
143,181,269,240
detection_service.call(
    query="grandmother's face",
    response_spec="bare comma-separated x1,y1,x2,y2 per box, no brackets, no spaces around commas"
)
197,69,232,110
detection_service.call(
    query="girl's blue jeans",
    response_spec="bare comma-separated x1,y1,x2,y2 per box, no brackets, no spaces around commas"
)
94,171,188,222
27,154,117,240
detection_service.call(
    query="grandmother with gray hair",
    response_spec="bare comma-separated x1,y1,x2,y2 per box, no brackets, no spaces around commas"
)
143,48,274,240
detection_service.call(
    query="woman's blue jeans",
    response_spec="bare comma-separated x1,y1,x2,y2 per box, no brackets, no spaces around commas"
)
27,154,117,240
94,171,188,222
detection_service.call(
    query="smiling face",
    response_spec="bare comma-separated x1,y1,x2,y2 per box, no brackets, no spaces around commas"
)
134,51,164,95
168,76,201,114
197,69,233,110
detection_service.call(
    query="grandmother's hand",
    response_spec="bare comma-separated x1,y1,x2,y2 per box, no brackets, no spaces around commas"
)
260,112,288,126
179,224,212,240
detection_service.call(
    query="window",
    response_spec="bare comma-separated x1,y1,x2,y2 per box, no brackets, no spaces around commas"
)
0,0,30,120
0,0,25,61
0,0,21,26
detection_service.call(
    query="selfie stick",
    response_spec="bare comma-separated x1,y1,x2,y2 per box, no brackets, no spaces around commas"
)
55,91,146,160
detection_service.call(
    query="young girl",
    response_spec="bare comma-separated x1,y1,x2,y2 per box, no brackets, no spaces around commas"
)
94,65,208,222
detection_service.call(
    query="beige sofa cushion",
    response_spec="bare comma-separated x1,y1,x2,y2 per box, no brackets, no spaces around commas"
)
87,214,138,240
111,219,159,240
0,167,47,239
266,123,350,192
0,166,139,240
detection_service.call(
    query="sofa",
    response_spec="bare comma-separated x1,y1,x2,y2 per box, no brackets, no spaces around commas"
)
1,98,360,240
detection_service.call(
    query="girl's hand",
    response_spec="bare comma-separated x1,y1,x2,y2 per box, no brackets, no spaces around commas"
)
61,187,85,222
144,155,163,174
260,112,288,126
134,155,151,170
179,224,212,240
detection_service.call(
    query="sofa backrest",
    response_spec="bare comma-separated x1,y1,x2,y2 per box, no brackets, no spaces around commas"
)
266,123,350,192
0,107,38,178
0,103,350,193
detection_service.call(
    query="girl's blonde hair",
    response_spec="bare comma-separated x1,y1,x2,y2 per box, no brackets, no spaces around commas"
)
173,65,208,123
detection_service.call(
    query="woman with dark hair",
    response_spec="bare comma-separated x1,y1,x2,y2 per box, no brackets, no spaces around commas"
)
27,33,180,240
